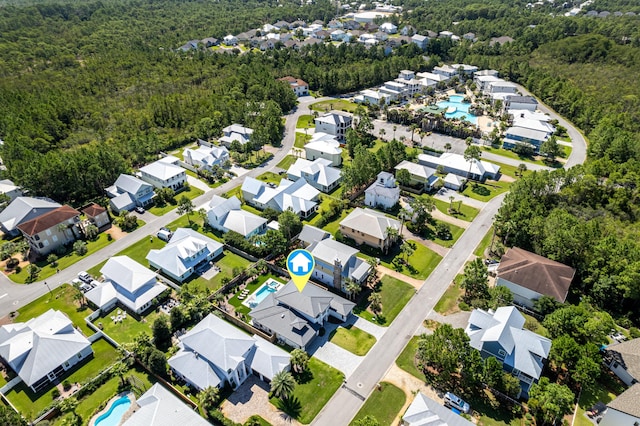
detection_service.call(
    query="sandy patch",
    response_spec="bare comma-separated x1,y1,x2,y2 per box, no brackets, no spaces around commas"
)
105,225,126,240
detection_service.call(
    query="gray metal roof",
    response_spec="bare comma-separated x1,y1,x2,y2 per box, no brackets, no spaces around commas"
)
606,383,640,419
114,174,152,195
299,224,331,246
505,126,549,142
340,207,400,240
308,238,359,268
250,296,319,348
0,196,61,232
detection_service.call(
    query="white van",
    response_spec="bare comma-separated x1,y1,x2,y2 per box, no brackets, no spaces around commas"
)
157,229,172,242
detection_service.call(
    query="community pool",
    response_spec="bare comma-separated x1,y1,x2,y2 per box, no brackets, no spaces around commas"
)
243,278,284,308
94,395,131,426
436,95,478,124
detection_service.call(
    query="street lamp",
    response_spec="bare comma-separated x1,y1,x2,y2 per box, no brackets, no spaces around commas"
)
44,281,53,299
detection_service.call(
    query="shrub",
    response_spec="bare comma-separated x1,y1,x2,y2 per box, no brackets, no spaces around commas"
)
51,388,61,399
47,253,59,267
73,240,88,256
62,380,71,391
14,265,21,274
6,257,19,269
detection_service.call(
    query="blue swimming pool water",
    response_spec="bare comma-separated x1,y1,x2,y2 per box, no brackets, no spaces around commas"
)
436,95,478,124
249,279,282,307
95,395,131,426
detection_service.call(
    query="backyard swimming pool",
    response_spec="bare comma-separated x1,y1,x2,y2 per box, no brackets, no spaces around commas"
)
94,395,131,426
436,95,478,124
243,278,284,308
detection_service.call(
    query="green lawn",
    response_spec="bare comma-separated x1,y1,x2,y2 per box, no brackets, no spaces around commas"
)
224,185,242,199
428,219,465,248
574,377,625,426
116,235,167,266
328,324,376,356
257,171,283,185
434,274,464,315
396,336,423,380
310,99,358,113
433,198,479,222
15,283,94,335
358,242,442,281
227,274,285,316
294,133,312,148
5,338,120,420
147,185,205,216
96,307,165,345
276,155,297,169
10,233,114,284
350,382,406,426
461,180,510,202
354,275,414,326
482,146,560,168
305,206,352,236
296,115,315,129
487,160,533,179
271,358,343,424
54,365,155,425
473,226,494,257
183,250,252,293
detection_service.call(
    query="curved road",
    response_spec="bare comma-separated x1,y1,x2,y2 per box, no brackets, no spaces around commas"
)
312,92,588,425
0,95,325,318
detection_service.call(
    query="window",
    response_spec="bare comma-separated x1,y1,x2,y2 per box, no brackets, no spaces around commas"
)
498,349,507,358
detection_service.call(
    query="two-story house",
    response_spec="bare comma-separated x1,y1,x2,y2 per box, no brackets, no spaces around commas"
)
146,228,223,282
314,111,353,143
168,313,290,390
304,133,343,166
364,171,400,210
139,158,186,191
220,124,254,148
603,338,640,387
339,207,400,252
250,281,355,350
105,174,155,214
278,76,309,96
18,205,81,257
241,177,320,218
0,196,61,237
183,144,229,171
206,195,267,238
307,238,370,291
286,158,342,193
418,153,500,182
465,306,552,398
81,203,111,230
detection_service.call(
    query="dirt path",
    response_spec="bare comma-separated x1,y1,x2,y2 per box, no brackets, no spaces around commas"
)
105,225,127,240
377,266,424,289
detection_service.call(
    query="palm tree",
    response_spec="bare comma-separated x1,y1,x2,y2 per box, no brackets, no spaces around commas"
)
444,142,452,152
448,196,455,213
463,145,482,180
517,163,527,177
409,123,418,144
368,293,382,317
385,226,400,254
400,241,416,263
290,349,309,374
398,207,411,236
271,370,296,400
345,279,361,301
378,128,386,140
393,125,397,140
112,361,129,387
198,386,220,416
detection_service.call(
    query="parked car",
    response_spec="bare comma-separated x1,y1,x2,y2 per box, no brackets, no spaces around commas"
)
444,392,470,414
134,206,145,214
78,271,92,284
157,229,172,242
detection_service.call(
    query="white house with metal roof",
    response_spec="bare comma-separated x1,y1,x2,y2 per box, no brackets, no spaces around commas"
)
304,133,343,166
298,224,331,247
146,228,223,282
242,177,320,218
0,196,61,237
206,195,267,238
168,313,290,390
122,383,209,426
364,171,400,210
503,126,549,153
85,256,167,314
402,392,474,426
0,309,93,392
105,174,155,214
339,207,400,251
465,306,552,398
0,179,22,203
183,144,229,171
307,238,370,290
394,160,438,191
139,158,186,191
286,158,342,193
418,152,500,182
314,111,352,142
220,124,253,148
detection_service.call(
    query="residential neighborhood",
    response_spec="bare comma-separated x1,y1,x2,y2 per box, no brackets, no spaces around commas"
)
0,25,630,426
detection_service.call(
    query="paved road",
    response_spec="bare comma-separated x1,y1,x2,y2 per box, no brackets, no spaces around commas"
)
0,96,324,318
312,192,506,425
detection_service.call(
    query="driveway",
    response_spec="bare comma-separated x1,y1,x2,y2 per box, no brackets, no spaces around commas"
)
221,376,301,426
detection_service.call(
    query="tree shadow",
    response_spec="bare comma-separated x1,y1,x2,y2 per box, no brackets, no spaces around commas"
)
295,369,314,385
275,395,302,418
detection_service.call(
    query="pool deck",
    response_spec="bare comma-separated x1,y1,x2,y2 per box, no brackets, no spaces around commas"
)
88,391,136,426
241,278,283,308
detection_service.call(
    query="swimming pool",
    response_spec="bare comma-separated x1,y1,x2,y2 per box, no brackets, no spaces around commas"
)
243,278,284,308
95,395,131,426
436,95,478,124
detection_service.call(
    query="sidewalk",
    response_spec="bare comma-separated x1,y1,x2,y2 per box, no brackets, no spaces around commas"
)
400,232,450,257
433,188,487,210
430,207,469,229
377,265,425,289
